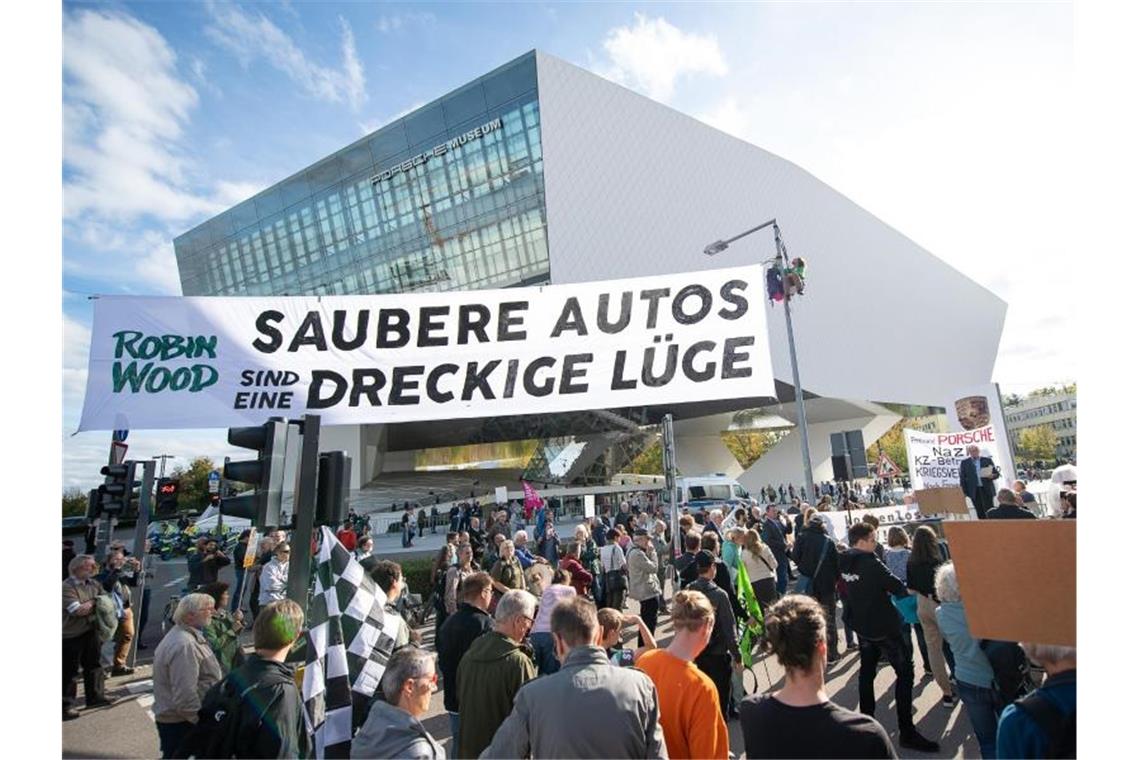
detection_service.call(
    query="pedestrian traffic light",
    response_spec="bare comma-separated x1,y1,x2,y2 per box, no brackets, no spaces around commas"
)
222,419,289,525
98,463,140,516
155,478,180,516
315,451,352,526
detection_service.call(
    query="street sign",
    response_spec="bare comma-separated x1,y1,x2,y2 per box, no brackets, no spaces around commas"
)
112,429,129,443
208,470,221,494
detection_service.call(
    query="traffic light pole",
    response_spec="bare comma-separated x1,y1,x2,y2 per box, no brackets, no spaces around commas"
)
286,414,321,612
128,460,155,669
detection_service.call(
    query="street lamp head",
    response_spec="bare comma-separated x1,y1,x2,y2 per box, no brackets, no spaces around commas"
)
704,240,729,256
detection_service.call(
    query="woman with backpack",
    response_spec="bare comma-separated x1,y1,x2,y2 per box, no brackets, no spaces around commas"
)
882,527,932,675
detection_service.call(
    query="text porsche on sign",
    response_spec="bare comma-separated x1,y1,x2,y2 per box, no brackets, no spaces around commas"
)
78,265,774,430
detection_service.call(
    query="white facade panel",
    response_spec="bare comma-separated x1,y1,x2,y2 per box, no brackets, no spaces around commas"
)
536,52,1006,408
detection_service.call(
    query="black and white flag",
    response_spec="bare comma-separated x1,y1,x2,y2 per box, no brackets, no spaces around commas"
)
302,527,400,757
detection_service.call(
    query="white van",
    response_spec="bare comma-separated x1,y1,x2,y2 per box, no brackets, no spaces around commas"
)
677,474,752,510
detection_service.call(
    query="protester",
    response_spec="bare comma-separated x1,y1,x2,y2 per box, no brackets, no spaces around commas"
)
444,544,477,616
685,550,741,720
97,548,141,676
959,443,1000,520
637,590,730,759
741,595,896,759
535,521,561,565
418,507,429,538
882,527,932,674
986,488,1038,520
839,522,939,752
200,582,244,672
258,542,290,607
355,534,375,564
152,593,223,758
995,643,1076,759
596,607,657,666
600,528,629,611
368,560,413,649
437,573,495,748
935,563,1001,759
489,538,526,609
468,516,486,562
231,530,251,612
762,504,793,594
352,647,445,760
651,520,671,607
627,529,662,644
199,538,232,586
722,526,743,585
63,554,109,720
701,531,747,620
791,515,841,663
455,589,537,758
558,541,594,597
531,569,578,674
1011,480,1037,507
676,530,703,587
480,597,667,759
512,530,543,570
907,525,955,707
742,528,779,613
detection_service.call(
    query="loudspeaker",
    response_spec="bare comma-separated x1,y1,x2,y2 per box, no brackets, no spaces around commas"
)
831,454,853,481
830,432,847,456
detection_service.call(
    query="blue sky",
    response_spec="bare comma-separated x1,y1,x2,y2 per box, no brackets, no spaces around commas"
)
61,1,1074,489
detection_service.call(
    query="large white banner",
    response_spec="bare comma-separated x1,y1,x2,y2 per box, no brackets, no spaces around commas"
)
79,265,773,431
903,425,1006,491
817,503,922,545
944,382,1015,489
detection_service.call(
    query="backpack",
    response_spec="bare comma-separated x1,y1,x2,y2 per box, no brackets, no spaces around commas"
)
980,639,1034,707
1015,692,1076,759
92,594,119,642
180,673,280,759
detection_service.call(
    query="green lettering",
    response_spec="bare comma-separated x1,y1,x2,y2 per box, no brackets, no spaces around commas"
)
111,361,150,393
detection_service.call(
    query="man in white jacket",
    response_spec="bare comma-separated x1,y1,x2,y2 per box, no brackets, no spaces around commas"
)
258,542,290,607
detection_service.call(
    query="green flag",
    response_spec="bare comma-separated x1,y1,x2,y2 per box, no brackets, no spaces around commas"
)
736,557,765,668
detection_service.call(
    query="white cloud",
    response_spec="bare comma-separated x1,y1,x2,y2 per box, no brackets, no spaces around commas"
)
63,9,219,224
206,3,367,110
593,13,728,102
377,11,436,34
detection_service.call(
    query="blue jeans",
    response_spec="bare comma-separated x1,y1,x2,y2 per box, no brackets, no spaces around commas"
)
957,680,1000,759
447,711,460,758
230,569,244,613
530,632,560,675
156,720,193,758
775,555,789,596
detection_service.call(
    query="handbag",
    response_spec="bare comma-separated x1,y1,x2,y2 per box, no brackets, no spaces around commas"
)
793,537,831,594
892,594,920,624
603,546,628,593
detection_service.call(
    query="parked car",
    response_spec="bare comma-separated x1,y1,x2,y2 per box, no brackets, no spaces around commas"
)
62,516,87,535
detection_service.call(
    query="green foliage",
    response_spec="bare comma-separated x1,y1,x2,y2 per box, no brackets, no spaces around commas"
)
865,420,910,475
399,557,435,597
627,439,664,475
63,488,88,518
1016,425,1059,463
721,430,787,470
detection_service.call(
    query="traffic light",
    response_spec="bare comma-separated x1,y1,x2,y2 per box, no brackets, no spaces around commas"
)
315,451,352,526
98,463,140,516
85,488,100,521
222,419,289,525
155,478,180,516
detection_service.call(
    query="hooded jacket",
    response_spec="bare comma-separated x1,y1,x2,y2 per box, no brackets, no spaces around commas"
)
228,654,309,759
437,602,494,713
351,700,445,760
837,548,907,640
456,630,537,758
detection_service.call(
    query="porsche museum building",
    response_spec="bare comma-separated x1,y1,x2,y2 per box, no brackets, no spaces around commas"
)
174,51,1007,499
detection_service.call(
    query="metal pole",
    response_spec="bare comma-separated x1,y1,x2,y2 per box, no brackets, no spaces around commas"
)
153,454,174,480
128,460,155,669
217,456,229,532
774,224,816,506
661,414,680,565
286,414,321,610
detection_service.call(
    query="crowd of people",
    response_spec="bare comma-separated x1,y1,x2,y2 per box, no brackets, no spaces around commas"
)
63,482,1075,759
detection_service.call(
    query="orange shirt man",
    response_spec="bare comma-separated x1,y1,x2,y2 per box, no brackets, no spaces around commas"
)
636,590,729,759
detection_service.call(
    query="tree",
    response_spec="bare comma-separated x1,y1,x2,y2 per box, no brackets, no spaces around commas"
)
1016,425,1058,464
865,420,910,475
627,439,664,475
63,488,88,518
721,430,787,470
1004,393,1024,407
168,456,219,512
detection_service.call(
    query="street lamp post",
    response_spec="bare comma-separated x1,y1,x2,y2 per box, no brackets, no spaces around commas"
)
704,219,815,505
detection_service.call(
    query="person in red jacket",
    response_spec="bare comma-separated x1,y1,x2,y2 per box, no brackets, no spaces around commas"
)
558,541,594,597
335,520,357,551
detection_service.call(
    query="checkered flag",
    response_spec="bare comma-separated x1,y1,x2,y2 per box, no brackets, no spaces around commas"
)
302,526,401,758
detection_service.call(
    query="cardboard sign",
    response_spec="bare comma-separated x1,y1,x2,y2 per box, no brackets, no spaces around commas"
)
495,486,508,505
914,487,970,516
584,494,596,519
242,529,260,569
942,521,1075,647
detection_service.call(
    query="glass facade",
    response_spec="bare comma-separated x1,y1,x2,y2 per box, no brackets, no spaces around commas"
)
174,52,549,298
